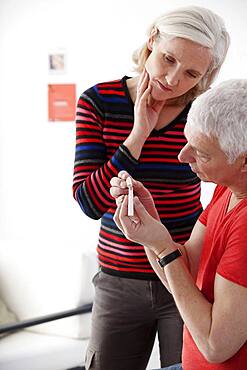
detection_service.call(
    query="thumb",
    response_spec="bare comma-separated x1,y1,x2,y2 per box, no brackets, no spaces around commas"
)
134,196,152,223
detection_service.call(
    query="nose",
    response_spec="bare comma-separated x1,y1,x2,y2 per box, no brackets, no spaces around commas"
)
178,144,195,164
166,67,180,86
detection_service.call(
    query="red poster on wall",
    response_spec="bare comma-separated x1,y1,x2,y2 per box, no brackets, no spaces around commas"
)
48,84,76,121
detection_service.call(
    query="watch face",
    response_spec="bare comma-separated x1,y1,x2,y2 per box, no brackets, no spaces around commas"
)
158,259,165,268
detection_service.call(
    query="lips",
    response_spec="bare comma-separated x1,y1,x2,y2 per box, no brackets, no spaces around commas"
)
156,80,172,92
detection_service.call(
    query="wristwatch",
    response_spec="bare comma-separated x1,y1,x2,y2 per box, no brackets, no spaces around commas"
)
158,248,182,268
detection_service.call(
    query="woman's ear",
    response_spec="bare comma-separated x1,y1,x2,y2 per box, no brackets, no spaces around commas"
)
147,27,158,51
147,36,154,51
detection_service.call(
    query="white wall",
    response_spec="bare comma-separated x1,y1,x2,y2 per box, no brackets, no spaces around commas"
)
0,0,247,247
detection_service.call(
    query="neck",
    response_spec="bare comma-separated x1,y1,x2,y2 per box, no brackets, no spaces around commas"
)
230,189,247,201
226,169,247,200
227,184,247,213
226,189,247,213
126,76,139,103
228,176,247,201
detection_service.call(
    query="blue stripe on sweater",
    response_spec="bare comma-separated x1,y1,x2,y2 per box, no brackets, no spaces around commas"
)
162,210,201,224
76,144,106,152
111,156,125,171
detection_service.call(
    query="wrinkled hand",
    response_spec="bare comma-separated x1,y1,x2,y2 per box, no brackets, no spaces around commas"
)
133,70,166,140
110,170,159,220
114,194,173,256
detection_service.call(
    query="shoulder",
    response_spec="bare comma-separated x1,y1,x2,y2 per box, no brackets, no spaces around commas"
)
199,185,228,225
85,77,125,97
228,198,247,230
80,77,129,106
211,185,229,202
217,197,247,286
204,185,229,209
218,221,247,288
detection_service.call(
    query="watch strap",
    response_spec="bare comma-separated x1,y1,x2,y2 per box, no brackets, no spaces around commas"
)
158,248,182,267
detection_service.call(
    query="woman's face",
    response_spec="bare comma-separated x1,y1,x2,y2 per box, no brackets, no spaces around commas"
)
144,37,212,101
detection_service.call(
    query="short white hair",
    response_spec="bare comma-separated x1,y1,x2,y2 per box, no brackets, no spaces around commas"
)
187,79,247,163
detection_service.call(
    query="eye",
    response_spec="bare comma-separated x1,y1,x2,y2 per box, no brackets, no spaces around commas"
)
187,71,199,79
164,55,175,64
197,153,210,163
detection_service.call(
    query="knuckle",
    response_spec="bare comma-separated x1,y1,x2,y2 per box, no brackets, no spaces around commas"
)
110,188,116,198
119,170,128,179
110,177,117,186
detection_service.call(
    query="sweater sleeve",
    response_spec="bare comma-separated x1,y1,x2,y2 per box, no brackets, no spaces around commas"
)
72,89,138,220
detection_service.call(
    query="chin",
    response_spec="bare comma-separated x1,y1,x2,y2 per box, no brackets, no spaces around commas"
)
193,171,204,180
198,175,211,182
151,89,169,102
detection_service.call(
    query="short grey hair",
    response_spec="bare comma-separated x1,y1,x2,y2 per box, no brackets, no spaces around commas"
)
133,6,230,105
187,79,247,163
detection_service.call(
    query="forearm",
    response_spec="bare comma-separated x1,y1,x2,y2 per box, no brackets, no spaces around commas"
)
144,248,171,292
145,242,190,293
74,144,138,219
164,258,215,361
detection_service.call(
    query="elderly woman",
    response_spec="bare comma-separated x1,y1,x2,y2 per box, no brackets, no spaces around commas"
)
113,79,247,369
73,6,230,370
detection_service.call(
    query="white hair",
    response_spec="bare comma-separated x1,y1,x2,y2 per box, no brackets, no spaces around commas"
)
187,79,247,163
154,6,229,74
133,6,230,105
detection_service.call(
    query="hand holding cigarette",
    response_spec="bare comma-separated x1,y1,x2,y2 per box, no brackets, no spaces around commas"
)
126,177,134,216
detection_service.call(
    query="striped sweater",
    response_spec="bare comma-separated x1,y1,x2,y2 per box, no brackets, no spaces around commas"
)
73,76,202,279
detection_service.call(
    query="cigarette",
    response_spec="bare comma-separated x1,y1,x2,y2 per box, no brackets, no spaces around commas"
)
126,177,134,216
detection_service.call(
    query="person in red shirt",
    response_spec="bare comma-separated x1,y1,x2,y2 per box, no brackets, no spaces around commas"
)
112,79,247,369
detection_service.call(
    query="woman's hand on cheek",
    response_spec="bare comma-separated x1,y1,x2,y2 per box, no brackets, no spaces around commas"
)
133,69,165,140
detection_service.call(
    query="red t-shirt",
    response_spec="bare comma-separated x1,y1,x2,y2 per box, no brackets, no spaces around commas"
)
183,185,247,369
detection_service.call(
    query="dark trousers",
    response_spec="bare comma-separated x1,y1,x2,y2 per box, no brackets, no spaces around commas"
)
85,271,183,370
